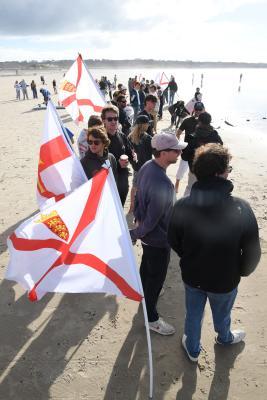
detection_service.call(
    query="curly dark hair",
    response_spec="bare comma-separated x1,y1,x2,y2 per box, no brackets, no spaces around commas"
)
87,126,110,149
192,143,231,180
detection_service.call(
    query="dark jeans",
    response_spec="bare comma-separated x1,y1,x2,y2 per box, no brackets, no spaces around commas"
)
117,170,129,206
140,244,170,322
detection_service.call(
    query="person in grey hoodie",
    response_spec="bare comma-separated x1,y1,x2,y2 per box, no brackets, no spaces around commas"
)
130,133,187,335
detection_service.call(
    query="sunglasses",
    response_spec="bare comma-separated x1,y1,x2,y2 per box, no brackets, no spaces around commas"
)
162,148,181,154
105,117,118,122
88,139,102,146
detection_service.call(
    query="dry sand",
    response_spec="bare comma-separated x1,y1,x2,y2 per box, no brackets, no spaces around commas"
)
0,71,267,400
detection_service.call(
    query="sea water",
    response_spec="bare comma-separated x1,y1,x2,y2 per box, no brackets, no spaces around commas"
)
91,67,267,135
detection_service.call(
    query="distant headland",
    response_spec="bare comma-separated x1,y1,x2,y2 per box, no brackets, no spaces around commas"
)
1,59,267,71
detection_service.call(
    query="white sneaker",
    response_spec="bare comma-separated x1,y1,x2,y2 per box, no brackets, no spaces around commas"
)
182,334,199,362
149,318,175,336
231,329,246,344
216,329,246,345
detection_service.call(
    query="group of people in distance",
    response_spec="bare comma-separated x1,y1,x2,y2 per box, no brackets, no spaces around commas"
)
14,76,57,103
78,75,261,363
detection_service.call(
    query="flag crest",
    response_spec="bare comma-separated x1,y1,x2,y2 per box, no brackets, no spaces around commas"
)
7,169,143,303
58,55,106,123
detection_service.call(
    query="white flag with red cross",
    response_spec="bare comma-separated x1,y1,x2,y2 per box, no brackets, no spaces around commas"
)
37,101,87,210
58,54,106,123
155,71,169,90
7,168,143,302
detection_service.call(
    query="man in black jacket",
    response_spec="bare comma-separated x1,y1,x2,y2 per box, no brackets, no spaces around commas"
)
117,95,132,136
168,143,261,362
101,105,136,206
181,111,223,196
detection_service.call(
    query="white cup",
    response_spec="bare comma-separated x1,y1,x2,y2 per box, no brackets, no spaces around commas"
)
120,154,129,161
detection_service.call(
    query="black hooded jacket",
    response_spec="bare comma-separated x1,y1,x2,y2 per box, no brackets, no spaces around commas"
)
168,177,261,293
81,149,118,182
181,126,223,166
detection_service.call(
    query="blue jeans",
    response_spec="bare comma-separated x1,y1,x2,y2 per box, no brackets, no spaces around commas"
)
169,90,175,106
184,284,238,357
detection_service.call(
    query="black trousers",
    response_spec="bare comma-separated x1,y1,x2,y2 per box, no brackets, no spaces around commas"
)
140,244,170,322
117,170,129,206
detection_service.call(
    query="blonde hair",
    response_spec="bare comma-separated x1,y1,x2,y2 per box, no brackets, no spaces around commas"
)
129,123,148,145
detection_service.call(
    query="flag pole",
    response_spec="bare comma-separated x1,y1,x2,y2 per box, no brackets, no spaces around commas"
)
142,298,154,399
105,163,154,398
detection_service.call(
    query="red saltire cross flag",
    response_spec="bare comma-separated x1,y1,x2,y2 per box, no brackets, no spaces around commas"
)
58,54,106,123
155,72,169,90
6,168,143,302
37,101,87,210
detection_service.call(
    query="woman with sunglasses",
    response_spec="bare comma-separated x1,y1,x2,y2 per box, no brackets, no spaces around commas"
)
81,126,118,182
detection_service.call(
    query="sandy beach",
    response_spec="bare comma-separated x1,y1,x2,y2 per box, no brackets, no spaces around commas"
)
0,71,267,400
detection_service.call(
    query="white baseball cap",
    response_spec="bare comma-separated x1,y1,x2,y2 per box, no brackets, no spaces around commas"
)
151,133,188,151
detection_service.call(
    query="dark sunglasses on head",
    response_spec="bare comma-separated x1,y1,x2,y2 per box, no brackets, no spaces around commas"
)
88,139,102,146
105,117,118,122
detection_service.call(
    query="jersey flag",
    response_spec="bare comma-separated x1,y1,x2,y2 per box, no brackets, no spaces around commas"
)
37,101,87,210
58,54,106,123
7,168,143,302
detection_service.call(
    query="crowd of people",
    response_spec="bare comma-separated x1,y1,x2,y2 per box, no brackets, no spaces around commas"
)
13,72,262,363
14,76,56,102
77,76,261,363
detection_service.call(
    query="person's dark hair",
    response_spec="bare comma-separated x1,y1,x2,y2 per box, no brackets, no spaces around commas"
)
117,95,126,103
192,143,231,180
87,126,110,148
198,112,212,126
152,148,161,158
144,94,157,105
87,115,103,128
101,104,119,120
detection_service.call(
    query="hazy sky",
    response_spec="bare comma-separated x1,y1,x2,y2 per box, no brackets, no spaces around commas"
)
0,0,266,62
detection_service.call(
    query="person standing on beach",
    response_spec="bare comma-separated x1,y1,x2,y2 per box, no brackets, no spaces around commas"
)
137,94,158,137
14,81,21,100
174,101,205,193
101,104,136,206
117,95,132,136
194,87,202,102
148,84,160,133
130,81,141,121
168,143,261,362
128,114,152,212
30,80,38,99
19,79,29,100
52,79,57,94
81,126,118,182
167,76,178,106
130,133,187,335
78,115,104,159
178,111,223,196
